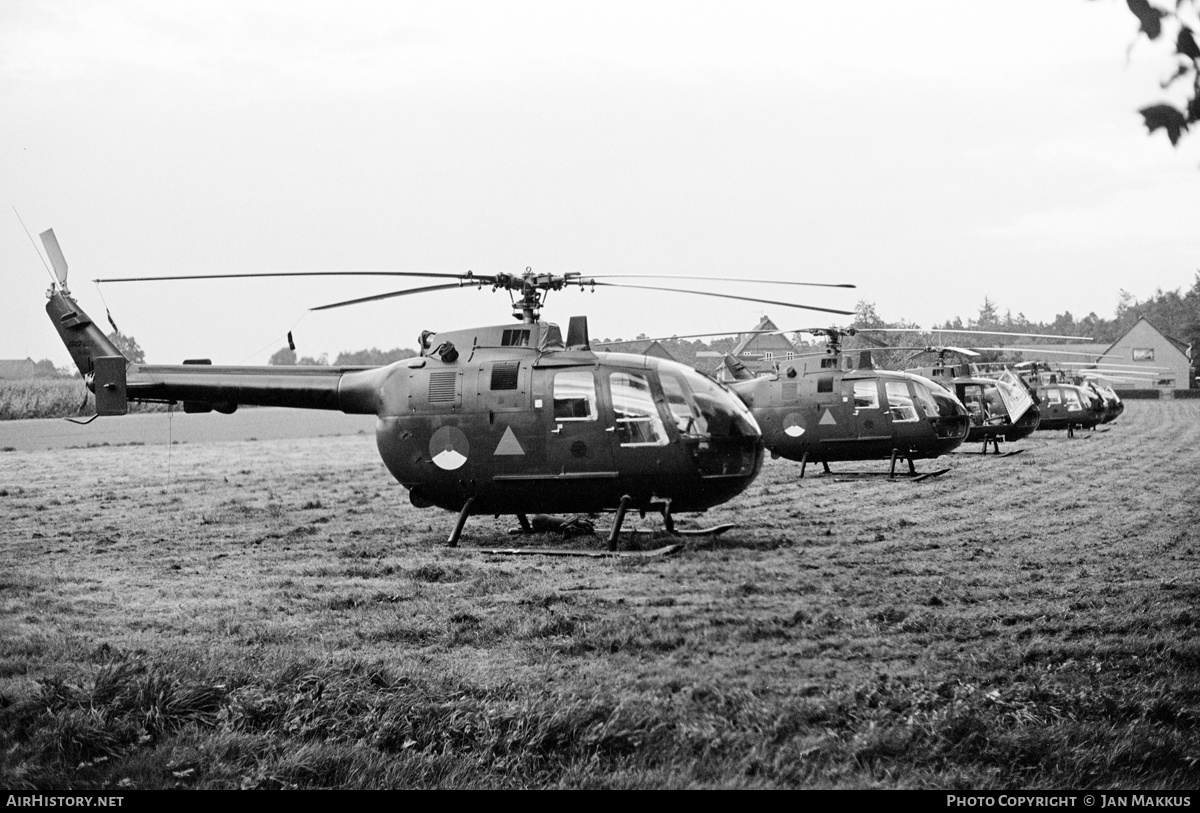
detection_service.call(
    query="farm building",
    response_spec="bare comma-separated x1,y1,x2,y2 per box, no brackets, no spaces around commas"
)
0,359,35,380
1101,317,1191,390
725,316,801,376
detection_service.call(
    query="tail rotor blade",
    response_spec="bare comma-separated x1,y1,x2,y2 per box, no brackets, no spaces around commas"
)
40,229,69,287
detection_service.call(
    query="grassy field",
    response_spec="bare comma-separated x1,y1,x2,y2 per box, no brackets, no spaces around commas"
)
0,379,167,420
2,400,1199,789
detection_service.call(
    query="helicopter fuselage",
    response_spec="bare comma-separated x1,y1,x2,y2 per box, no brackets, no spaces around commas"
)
376,328,764,515
1031,382,1107,431
728,357,969,464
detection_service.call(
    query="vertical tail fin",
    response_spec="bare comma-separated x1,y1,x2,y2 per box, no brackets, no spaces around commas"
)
46,291,129,415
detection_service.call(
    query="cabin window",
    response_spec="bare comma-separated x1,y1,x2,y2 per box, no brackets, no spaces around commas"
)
884,381,918,422
852,380,879,410
820,357,837,369
1044,387,1062,405
553,371,597,421
502,329,531,347
1062,389,1083,411
609,371,668,446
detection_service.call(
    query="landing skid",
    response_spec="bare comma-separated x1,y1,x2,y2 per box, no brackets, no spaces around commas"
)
491,507,729,554
831,467,951,483
626,523,736,537
472,544,685,559
800,450,948,481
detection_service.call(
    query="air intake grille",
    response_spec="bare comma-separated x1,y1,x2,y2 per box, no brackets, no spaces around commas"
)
429,370,458,402
491,361,520,391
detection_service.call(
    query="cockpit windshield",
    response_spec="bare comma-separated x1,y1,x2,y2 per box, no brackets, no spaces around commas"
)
658,364,760,439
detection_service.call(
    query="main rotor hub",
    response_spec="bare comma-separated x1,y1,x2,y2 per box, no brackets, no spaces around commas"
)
496,268,592,323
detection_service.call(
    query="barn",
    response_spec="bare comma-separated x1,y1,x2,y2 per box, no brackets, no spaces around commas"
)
1102,317,1191,390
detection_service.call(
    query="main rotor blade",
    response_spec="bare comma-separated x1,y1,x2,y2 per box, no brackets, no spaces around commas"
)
970,347,1119,359
586,274,855,289
587,281,854,316
93,270,490,284
594,328,786,346
310,282,474,312
40,229,68,287
858,327,1093,341
1053,361,1169,371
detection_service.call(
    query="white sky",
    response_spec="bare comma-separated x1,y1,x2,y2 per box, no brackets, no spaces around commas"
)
3,0,1199,367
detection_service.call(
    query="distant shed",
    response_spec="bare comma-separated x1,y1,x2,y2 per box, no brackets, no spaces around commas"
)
0,359,35,380
1102,317,1191,390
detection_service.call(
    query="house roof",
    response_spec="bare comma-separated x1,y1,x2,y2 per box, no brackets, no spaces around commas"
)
730,316,798,358
1104,316,1190,359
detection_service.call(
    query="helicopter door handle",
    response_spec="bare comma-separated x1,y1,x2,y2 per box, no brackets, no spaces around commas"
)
605,426,616,433
551,425,563,434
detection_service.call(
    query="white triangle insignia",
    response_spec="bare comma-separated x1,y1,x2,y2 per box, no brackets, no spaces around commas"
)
819,409,837,426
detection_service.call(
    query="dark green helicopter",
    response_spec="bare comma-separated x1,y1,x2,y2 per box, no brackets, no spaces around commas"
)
37,229,855,549
601,326,972,478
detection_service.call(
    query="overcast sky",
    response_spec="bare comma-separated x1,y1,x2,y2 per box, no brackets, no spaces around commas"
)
4,0,1199,367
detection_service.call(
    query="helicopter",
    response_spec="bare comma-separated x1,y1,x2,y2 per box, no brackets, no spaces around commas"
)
600,324,972,478
971,353,1162,435
720,328,971,478
901,346,1040,455
35,229,858,550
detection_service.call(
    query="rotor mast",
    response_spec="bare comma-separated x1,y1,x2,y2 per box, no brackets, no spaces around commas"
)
497,269,590,323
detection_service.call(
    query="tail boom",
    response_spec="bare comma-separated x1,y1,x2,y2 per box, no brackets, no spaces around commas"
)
46,290,385,416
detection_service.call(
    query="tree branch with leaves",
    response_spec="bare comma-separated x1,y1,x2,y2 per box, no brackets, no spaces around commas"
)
1108,0,1200,145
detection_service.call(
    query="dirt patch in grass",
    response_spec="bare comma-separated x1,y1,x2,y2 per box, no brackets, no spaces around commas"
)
2,402,1200,788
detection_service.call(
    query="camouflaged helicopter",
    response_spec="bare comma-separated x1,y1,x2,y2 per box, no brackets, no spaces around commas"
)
37,228,856,550
972,353,1161,436
716,328,971,478
601,325,973,478
901,346,1040,454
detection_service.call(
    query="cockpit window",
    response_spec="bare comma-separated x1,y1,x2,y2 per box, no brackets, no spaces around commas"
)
659,371,708,437
553,371,597,421
610,372,668,446
909,377,962,418
661,364,759,438
884,381,918,422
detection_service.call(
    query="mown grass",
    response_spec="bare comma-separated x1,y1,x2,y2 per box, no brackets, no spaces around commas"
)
2,401,1200,788
0,379,167,420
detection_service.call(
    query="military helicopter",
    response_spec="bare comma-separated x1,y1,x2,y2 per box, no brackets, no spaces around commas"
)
972,352,1162,435
36,229,858,550
901,346,1039,454
717,327,971,478
601,325,972,478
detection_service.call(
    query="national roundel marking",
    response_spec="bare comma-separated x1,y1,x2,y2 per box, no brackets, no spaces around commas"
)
783,412,805,438
430,426,470,470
